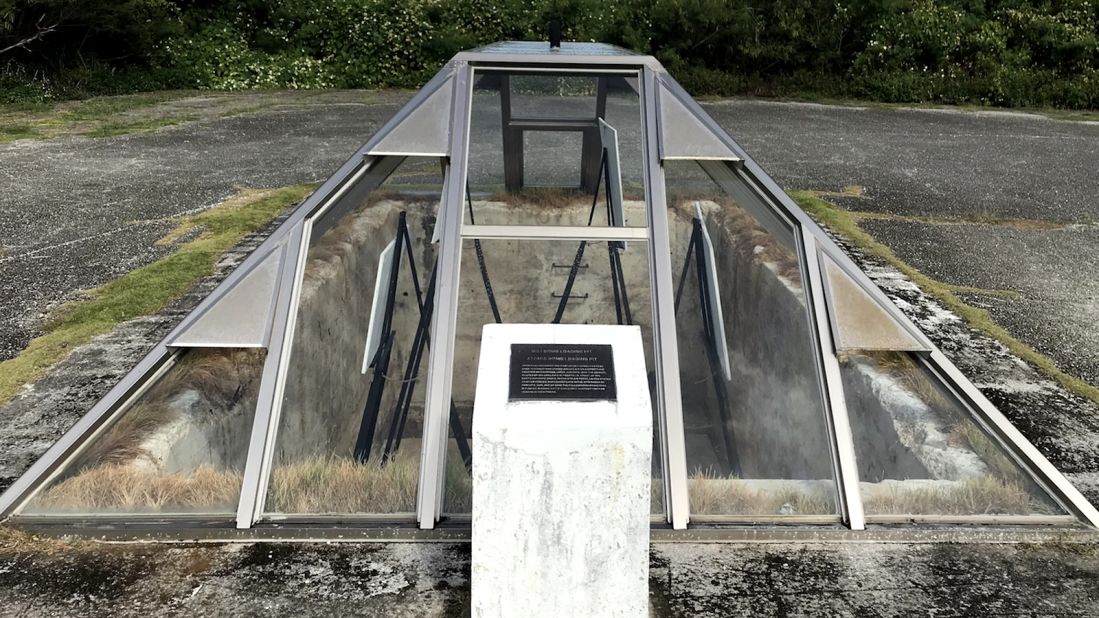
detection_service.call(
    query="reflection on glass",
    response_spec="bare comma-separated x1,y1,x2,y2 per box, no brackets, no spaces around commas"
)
266,157,443,515
24,348,265,515
665,160,837,517
466,71,645,226
442,238,663,514
842,351,1064,516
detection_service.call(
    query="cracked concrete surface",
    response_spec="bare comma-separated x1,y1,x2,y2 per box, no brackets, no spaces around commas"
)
0,540,1097,616
0,91,408,361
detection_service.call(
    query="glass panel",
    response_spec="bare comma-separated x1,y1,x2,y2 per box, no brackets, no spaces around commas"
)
23,348,265,515
665,160,838,517
466,71,645,227
510,74,598,118
523,131,584,188
842,351,1064,516
442,238,663,515
265,157,444,515
821,254,925,351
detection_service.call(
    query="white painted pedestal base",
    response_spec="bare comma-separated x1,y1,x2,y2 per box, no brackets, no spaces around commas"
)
471,324,652,618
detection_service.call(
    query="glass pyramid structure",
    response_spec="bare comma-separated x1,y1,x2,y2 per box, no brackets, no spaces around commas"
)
2,41,1095,534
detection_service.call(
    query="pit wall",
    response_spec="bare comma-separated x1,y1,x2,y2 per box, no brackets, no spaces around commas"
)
276,200,437,466
668,200,835,482
274,195,834,484
265,195,1031,512
24,348,265,514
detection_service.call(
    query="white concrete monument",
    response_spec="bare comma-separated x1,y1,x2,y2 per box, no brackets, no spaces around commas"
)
471,323,652,618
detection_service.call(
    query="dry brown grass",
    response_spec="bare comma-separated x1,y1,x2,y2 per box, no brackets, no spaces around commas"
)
301,195,435,280
72,348,265,471
488,188,582,210
268,450,472,514
855,351,1030,487
670,195,804,285
364,190,441,209
31,348,266,513
857,351,952,410
949,421,1026,484
862,476,1051,516
32,464,242,512
73,402,176,470
163,348,266,411
685,470,834,515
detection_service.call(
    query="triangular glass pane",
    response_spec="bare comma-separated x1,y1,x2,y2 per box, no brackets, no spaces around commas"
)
368,78,452,156
840,351,1064,517
167,244,283,348
20,348,266,515
819,251,928,352
658,83,739,161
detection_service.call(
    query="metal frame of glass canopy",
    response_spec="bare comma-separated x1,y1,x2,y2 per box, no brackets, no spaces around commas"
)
1,42,1096,537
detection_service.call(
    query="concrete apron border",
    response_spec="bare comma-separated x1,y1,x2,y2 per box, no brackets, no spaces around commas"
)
8,522,1097,545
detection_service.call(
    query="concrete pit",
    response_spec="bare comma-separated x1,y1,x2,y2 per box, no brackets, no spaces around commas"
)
20,193,1061,519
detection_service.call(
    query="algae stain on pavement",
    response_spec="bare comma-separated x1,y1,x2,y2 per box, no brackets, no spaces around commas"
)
791,190,1099,407
0,89,402,144
0,184,317,406
0,92,198,143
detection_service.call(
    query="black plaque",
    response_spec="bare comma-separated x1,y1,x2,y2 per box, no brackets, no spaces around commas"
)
508,343,617,402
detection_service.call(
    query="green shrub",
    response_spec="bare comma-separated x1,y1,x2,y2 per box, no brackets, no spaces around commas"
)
1,0,1098,109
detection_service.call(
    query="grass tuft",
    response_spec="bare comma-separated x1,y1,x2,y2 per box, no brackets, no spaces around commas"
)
685,471,834,515
269,450,472,514
862,476,1048,516
0,184,317,406
791,190,1099,406
81,118,181,138
33,464,243,512
0,91,197,142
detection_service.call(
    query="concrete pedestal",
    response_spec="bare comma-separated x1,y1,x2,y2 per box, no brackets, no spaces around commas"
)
471,324,652,618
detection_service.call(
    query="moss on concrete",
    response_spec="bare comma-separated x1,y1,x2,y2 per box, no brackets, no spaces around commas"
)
0,92,198,142
0,184,317,406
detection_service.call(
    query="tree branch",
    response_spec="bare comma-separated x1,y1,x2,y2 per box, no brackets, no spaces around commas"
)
0,15,61,57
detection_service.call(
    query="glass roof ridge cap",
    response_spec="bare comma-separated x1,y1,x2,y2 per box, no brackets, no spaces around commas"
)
468,40,644,56
455,45,658,68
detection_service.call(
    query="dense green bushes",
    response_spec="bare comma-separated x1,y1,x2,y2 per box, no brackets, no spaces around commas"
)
2,0,1098,108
